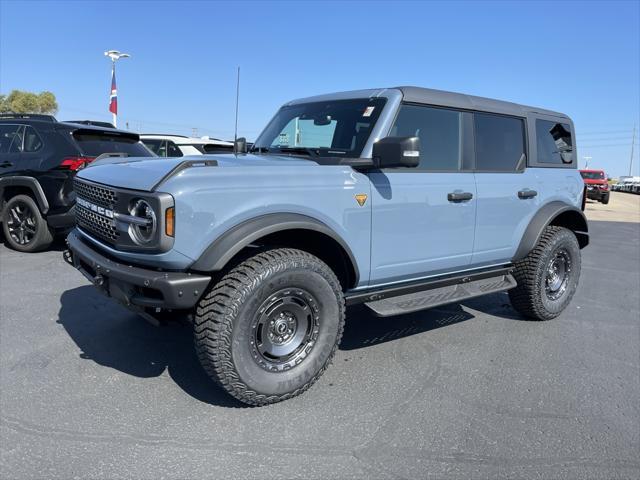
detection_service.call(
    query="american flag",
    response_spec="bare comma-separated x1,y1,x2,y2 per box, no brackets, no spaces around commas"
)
109,67,117,115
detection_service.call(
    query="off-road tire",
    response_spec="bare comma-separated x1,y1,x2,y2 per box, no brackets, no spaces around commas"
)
194,248,345,406
2,194,53,252
509,226,581,321
601,193,610,205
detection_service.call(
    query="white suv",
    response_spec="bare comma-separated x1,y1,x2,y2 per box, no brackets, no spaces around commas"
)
140,134,233,157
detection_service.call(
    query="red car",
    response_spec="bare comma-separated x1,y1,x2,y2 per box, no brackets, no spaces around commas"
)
580,169,609,204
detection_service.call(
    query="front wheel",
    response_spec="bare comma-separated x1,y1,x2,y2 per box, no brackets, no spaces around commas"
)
509,226,581,321
2,194,53,252
601,193,610,204
194,248,345,406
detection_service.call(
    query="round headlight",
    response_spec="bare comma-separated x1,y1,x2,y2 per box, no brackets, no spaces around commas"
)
128,199,157,245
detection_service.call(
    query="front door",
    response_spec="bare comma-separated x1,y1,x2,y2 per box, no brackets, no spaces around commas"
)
368,104,477,286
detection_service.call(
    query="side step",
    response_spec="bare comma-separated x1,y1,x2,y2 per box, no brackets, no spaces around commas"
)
365,273,517,317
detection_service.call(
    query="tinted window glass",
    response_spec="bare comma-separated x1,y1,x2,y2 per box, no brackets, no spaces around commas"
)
0,124,24,153
580,171,605,180
23,126,43,152
166,141,183,157
390,105,461,170
142,139,163,155
536,119,573,165
73,132,153,157
474,113,526,172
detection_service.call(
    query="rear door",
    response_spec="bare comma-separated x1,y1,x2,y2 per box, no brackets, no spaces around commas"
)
0,124,26,176
471,113,539,265
368,104,477,285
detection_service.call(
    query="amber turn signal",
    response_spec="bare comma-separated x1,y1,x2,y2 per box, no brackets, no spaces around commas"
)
165,207,175,237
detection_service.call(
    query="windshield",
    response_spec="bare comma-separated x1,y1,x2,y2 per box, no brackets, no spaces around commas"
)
580,171,605,180
252,98,387,158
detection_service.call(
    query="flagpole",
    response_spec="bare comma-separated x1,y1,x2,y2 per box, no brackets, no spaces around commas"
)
104,50,130,129
111,60,117,128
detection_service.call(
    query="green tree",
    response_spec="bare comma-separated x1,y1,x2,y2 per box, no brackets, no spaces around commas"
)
0,90,58,114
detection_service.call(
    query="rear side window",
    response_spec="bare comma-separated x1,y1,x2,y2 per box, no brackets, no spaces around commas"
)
23,126,43,152
474,113,526,172
390,105,462,171
0,124,24,153
536,119,573,165
73,132,153,157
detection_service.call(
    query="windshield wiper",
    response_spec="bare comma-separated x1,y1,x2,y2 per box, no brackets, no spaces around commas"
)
274,147,319,157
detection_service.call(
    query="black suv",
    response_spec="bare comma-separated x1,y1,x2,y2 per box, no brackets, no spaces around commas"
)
0,114,154,252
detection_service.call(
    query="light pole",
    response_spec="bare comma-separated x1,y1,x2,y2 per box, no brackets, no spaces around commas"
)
104,50,130,128
583,156,592,169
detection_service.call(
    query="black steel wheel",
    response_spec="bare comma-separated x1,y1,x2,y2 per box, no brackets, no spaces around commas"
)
2,194,53,252
509,226,581,321
194,248,345,406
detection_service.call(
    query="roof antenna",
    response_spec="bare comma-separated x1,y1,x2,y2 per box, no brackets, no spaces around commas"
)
233,66,240,154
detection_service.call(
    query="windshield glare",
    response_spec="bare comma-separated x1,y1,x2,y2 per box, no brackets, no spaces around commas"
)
253,98,387,157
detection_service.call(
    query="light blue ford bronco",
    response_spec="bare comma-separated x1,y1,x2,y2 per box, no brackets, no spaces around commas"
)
65,87,588,405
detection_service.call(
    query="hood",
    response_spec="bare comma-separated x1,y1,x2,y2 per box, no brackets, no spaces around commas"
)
76,153,316,191
582,178,607,185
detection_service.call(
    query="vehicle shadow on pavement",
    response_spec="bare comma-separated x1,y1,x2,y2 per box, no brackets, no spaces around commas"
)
57,286,523,407
57,286,246,408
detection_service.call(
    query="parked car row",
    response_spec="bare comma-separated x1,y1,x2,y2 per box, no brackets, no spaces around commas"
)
612,176,640,194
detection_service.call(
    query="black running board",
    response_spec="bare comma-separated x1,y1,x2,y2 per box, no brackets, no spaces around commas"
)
365,273,516,317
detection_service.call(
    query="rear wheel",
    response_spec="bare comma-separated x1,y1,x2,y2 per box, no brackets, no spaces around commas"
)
2,194,53,252
194,248,345,406
509,226,581,321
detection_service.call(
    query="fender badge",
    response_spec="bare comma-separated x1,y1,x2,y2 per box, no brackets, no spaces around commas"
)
355,194,368,207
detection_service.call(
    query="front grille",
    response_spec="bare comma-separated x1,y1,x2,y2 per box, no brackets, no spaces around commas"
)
74,178,119,243
76,205,119,243
73,178,117,209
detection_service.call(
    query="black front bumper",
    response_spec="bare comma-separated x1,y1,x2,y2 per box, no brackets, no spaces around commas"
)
585,188,608,200
65,230,210,310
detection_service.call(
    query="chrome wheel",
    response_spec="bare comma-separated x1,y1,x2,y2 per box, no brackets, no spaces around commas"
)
545,248,571,301
250,288,321,372
6,201,37,246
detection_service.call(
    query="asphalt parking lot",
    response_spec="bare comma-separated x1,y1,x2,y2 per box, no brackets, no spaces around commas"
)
1,192,639,479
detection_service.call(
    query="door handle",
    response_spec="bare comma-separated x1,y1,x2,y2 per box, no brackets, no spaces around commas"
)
447,191,473,202
0,161,13,168
518,189,538,199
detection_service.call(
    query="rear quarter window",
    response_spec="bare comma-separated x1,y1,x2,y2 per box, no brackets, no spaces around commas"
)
73,132,153,157
536,119,573,165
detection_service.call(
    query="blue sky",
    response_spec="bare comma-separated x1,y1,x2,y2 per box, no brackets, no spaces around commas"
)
1,0,638,177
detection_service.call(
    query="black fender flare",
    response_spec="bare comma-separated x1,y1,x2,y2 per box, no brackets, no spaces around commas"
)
0,176,49,214
190,213,360,284
513,201,589,262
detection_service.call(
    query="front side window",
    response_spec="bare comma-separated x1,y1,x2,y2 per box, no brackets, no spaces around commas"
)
166,141,183,157
142,138,164,155
253,98,387,158
536,119,573,165
474,113,526,172
390,105,462,170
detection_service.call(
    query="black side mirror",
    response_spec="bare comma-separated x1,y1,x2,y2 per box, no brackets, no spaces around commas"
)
234,137,247,154
372,136,420,168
